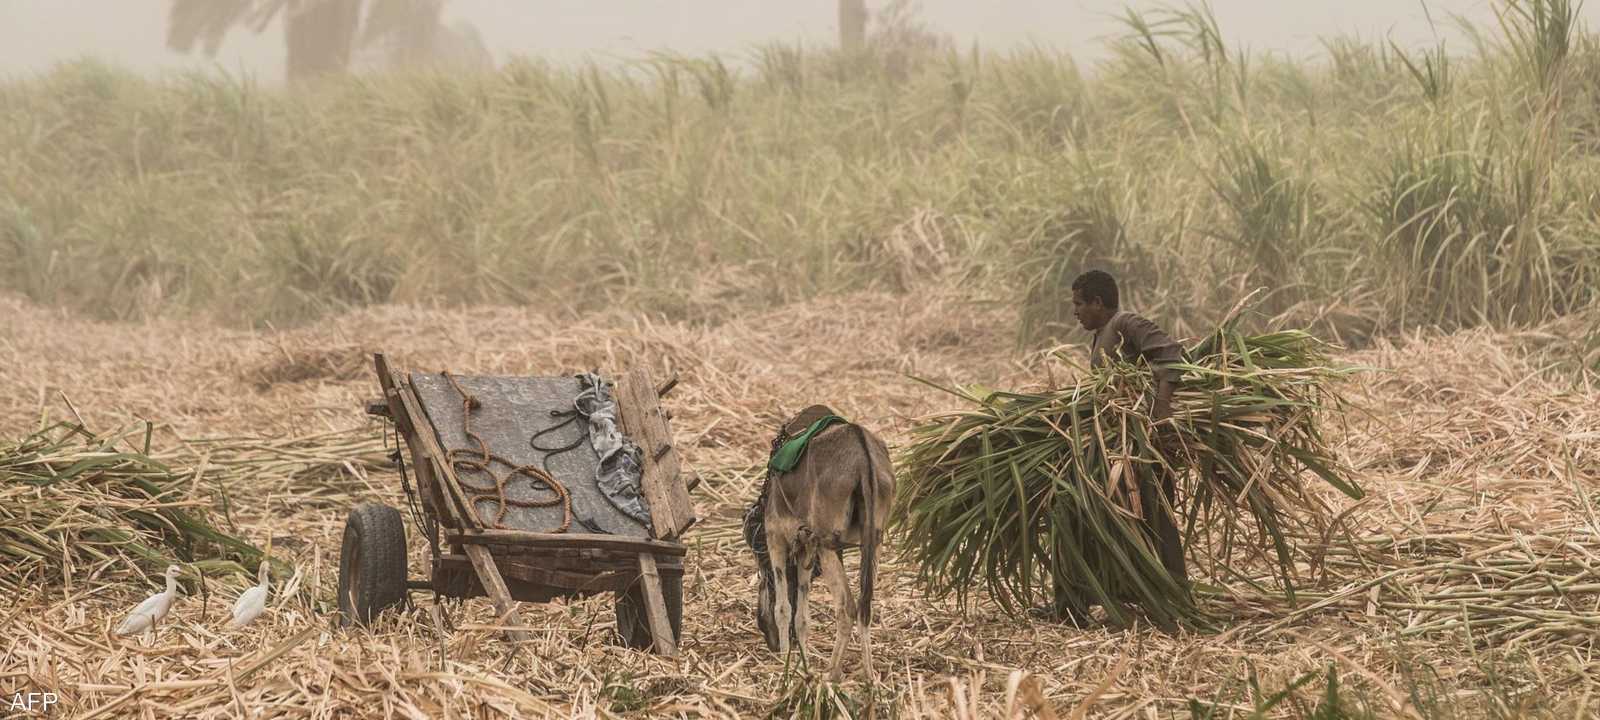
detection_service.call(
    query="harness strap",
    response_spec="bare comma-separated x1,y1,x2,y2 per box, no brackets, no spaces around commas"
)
767,415,848,473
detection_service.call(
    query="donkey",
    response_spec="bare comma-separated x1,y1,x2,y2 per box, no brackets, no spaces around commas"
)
742,405,896,681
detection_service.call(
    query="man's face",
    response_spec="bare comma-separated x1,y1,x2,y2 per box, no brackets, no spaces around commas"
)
1072,289,1110,331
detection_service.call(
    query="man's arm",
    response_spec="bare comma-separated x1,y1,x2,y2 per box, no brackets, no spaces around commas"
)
1153,374,1175,423
1121,314,1183,424
1149,352,1182,460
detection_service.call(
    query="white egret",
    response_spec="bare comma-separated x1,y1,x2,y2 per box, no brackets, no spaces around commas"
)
229,556,272,629
115,564,182,637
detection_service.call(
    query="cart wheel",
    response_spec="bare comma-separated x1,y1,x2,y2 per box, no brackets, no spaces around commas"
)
338,502,407,627
615,571,683,650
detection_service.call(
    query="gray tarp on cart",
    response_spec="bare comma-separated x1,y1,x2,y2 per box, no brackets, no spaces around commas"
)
409,373,652,537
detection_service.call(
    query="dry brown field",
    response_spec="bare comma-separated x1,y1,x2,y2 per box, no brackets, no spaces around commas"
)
5,287,1598,719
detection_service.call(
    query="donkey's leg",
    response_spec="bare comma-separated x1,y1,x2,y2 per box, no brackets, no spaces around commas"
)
792,556,812,666
766,530,794,655
819,550,856,682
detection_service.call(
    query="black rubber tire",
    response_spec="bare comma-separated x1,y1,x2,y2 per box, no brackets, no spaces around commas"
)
615,571,683,650
338,502,408,627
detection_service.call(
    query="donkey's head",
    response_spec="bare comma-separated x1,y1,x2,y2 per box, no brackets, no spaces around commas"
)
741,499,783,651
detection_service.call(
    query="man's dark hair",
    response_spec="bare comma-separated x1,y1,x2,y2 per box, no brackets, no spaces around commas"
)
1071,270,1119,310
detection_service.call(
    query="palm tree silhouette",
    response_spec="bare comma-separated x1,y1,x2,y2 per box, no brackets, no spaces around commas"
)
167,0,488,82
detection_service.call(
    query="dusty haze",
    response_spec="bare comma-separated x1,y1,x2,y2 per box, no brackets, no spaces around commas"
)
3,0,1592,81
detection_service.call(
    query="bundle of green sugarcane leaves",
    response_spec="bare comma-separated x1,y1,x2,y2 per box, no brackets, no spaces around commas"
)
893,309,1365,628
1,421,293,596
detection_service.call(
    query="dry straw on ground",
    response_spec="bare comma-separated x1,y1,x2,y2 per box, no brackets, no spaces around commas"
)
0,421,297,596
3,288,1598,718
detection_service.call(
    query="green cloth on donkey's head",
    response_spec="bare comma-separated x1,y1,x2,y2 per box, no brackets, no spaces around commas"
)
768,415,849,473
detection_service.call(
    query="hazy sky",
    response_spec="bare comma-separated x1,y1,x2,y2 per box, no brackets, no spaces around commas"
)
1,1,1593,82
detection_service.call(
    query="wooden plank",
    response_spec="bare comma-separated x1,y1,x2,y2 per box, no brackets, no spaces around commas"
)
446,529,686,557
407,443,456,533
637,552,678,657
433,557,586,604
434,556,682,604
378,355,462,528
615,368,696,540
456,546,683,570
477,549,683,574
374,354,411,435
463,544,534,644
437,555,637,593
392,377,486,530
438,552,679,575
516,546,684,567
512,568,633,592
375,354,459,531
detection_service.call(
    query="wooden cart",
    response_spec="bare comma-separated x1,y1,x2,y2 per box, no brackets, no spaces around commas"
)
341,353,695,655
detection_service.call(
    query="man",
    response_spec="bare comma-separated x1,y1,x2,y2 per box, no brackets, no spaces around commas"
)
1045,269,1190,624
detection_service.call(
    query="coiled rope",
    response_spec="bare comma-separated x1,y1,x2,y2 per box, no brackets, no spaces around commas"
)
442,371,573,533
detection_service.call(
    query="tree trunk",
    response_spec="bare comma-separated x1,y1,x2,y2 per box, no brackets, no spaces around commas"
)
839,0,867,53
285,0,364,82
383,0,445,67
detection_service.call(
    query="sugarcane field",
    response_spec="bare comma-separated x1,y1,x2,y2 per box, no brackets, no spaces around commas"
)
6,2,1600,719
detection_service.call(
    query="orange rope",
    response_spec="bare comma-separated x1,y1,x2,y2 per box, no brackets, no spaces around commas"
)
442,371,573,533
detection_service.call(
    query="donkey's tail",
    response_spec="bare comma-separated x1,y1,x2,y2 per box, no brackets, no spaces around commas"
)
849,423,879,628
